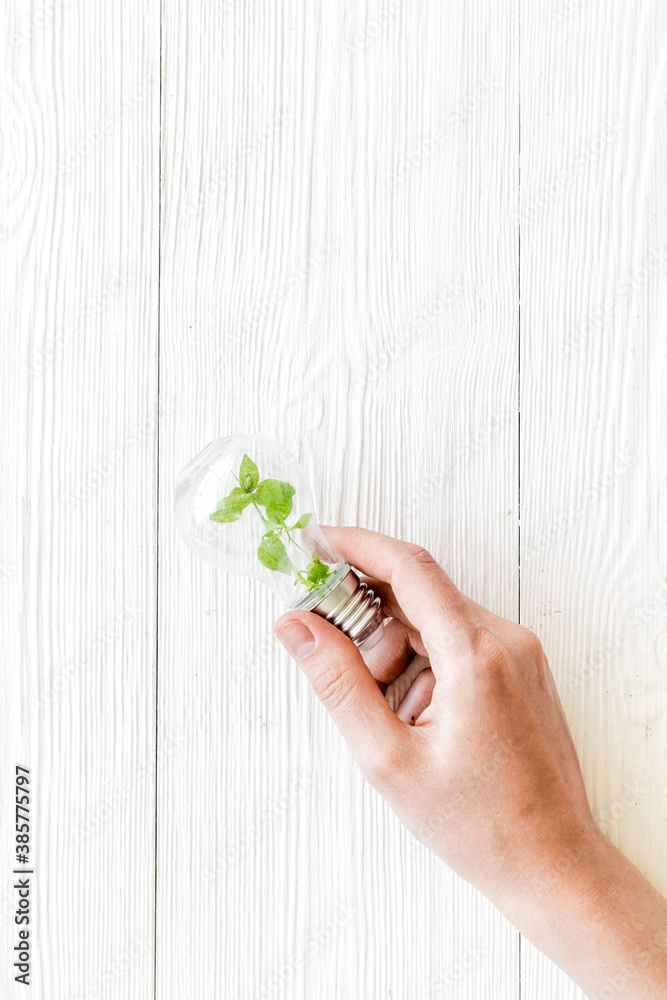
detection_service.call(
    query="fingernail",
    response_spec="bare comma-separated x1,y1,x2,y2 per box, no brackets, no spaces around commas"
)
275,620,316,659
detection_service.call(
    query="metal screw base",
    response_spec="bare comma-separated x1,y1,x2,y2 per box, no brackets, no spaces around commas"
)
310,569,385,649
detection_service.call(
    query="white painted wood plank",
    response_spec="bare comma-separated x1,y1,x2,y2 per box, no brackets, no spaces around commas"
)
521,1,667,996
158,1,519,997
0,3,159,997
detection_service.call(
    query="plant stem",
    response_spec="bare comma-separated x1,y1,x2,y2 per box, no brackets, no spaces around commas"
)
252,501,270,527
283,524,308,555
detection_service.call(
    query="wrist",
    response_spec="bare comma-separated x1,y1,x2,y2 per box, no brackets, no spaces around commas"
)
496,825,667,1000
496,818,608,923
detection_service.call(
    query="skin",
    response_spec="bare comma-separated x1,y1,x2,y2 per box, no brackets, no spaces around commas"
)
274,527,667,1000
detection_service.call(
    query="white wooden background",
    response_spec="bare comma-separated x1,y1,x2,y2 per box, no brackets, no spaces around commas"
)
1,0,666,997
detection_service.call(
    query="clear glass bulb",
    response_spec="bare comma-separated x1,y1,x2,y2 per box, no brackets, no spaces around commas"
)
175,435,385,648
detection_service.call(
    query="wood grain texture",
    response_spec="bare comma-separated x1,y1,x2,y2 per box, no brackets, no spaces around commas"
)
0,1,159,997
520,1,667,997
157,0,519,997
2,0,665,996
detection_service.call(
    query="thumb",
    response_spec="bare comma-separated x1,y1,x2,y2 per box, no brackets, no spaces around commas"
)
274,610,408,781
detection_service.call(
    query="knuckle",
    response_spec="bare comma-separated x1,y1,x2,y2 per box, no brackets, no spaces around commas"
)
392,543,440,597
468,621,493,654
470,624,511,672
405,543,437,569
517,626,544,659
310,661,357,713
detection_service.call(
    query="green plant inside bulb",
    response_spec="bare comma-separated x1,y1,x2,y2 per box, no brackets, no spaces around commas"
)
209,453,335,595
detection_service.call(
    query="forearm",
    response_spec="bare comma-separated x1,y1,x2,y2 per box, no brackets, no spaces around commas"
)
500,829,667,1000
276,529,667,998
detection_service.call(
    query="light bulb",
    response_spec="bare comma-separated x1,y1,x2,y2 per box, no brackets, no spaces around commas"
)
174,435,386,650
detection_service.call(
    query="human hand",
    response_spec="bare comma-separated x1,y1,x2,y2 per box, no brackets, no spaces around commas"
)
275,526,595,902
274,527,667,999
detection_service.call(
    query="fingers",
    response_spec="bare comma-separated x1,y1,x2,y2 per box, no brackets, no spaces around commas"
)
384,653,430,712
396,668,436,725
362,616,418,685
324,526,477,670
274,610,412,784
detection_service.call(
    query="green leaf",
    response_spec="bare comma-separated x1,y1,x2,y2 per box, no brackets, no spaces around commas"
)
239,454,259,493
210,487,253,522
291,512,312,530
254,478,296,523
257,532,293,575
306,555,331,589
